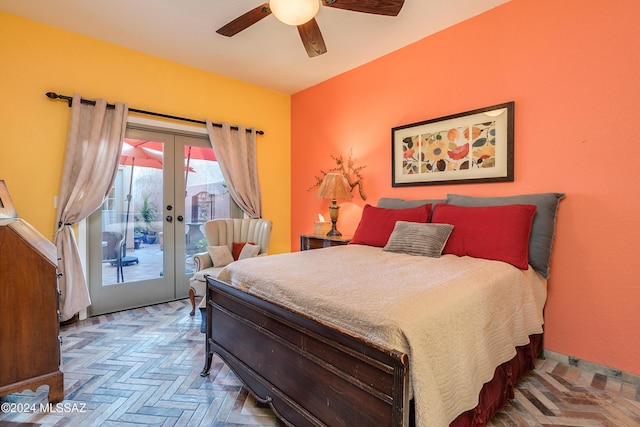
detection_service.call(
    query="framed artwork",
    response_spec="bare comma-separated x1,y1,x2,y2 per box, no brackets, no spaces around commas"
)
0,180,18,219
392,102,514,187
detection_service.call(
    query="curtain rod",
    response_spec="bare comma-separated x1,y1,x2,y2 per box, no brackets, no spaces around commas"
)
45,92,264,135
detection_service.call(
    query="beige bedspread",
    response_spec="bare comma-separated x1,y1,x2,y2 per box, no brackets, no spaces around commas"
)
217,244,547,427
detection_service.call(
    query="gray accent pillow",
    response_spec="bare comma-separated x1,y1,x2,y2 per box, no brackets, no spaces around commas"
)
377,197,446,209
446,193,565,278
383,221,454,258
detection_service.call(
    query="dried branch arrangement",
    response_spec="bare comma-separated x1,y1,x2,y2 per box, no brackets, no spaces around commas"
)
309,151,366,200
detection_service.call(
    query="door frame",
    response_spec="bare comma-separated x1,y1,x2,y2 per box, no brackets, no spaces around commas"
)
79,117,209,318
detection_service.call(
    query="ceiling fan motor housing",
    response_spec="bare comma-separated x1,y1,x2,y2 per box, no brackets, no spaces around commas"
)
269,0,320,26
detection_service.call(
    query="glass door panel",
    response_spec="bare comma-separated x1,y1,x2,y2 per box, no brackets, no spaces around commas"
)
177,135,233,296
103,139,165,285
88,129,173,316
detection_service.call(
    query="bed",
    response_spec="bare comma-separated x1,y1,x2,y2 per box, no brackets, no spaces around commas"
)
201,193,564,426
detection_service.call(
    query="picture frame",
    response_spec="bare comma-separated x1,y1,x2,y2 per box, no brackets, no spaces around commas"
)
392,102,514,187
0,180,18,219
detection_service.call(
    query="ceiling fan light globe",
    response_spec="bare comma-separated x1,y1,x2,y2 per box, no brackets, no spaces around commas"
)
269,0,320,26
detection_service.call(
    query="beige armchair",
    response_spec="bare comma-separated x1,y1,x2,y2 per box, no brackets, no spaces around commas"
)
189,218,272,319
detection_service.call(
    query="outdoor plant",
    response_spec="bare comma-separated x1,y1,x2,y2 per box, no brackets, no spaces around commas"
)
140,194,158,235
194,238,208,253
134,215,144,236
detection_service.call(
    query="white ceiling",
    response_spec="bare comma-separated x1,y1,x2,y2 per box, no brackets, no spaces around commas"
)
0,0,509,94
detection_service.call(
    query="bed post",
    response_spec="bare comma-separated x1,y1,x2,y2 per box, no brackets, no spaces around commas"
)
200,277,214,377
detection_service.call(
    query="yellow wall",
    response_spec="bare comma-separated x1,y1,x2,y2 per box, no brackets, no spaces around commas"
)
0,12,291,254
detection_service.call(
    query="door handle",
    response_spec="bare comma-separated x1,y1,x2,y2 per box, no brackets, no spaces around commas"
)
176,215,184,222
166,215,173,223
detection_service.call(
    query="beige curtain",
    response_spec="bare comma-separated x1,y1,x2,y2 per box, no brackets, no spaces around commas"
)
54,94,128,321
206,121,262,218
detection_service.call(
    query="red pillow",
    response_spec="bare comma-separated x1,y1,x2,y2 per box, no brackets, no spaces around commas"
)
350,204,431,247
232,241,254,260
431,204,537,269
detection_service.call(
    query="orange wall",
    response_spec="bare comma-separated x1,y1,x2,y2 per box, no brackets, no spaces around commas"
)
0,12,291,254
291,0,640,376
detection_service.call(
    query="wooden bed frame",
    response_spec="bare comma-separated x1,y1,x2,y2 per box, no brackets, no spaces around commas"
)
201,276,541,426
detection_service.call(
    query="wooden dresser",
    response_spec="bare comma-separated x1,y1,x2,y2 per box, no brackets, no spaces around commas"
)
0,218,64,403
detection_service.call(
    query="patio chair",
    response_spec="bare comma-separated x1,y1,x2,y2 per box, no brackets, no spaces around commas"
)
102,231,125,283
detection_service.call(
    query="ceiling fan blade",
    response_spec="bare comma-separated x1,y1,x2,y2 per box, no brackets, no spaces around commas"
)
298,18,327,58
216,3,271,36
322,0,405,16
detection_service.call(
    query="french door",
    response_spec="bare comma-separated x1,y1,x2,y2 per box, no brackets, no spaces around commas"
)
87,127,231,316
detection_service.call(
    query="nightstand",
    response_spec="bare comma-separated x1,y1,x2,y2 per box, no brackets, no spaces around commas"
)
300,234,352,251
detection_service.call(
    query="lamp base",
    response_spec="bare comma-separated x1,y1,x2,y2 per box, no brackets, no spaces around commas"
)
326,203,342,236
326,221,342,237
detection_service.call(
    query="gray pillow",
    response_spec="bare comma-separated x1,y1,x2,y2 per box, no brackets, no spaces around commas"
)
378,197,447,209
446,193,564,278
383,221,454,257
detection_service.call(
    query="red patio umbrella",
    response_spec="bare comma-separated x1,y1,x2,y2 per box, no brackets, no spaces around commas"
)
127,139,217,162
124,138,211,192
120,144,164,169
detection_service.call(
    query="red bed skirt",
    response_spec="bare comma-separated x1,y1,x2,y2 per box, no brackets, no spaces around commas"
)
410,334,543,427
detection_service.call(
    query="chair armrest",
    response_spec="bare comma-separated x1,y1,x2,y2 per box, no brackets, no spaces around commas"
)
192,252,213,272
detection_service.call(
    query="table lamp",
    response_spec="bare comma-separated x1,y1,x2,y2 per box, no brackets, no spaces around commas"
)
316,173,352,236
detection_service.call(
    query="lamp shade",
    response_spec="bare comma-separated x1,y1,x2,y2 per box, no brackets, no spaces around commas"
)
316,173,353,200
269,0,320,26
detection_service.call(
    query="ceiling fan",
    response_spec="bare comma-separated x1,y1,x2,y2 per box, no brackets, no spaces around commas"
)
216,0,405,58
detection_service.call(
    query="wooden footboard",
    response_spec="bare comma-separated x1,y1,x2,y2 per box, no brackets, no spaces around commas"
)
202,277,410,427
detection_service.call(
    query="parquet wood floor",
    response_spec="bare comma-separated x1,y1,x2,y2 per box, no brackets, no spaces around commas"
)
1,299,639,426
